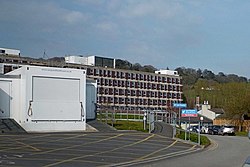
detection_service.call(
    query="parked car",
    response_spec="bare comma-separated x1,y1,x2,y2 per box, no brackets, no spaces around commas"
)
208,125,221,135
218,125,235,136
248,130,250,139
201,126,209,134
187,125,202,133
242,156,250,167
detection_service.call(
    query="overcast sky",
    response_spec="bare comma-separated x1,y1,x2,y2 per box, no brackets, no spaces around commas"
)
0,0,250,78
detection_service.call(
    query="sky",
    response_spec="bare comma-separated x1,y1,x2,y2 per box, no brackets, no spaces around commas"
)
0,0,250,78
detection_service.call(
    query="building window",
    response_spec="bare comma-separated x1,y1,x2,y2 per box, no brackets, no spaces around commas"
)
126,90,131,96
114,88,119,95
116,71,120,78
113,80,117,86
104,88,108,95
136,74,139,80
109,79,113,86
137,90,142,96
130,81,135,88
121,72,125,78
131,98,135,104
108,88,113,95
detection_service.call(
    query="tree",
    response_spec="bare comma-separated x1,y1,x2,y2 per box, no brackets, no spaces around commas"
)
115,59,132,70
215,72,229,83
202,69,215,80
131,63,142,71
220,83,250,131
141,65,157,73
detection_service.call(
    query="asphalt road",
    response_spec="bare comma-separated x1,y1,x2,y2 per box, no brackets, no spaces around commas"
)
138,135,250,167
0,132,201,167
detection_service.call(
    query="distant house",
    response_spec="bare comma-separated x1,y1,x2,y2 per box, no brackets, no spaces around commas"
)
198,104,224,120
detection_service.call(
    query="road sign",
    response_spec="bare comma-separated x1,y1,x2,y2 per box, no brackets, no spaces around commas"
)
173,103,187,108
181,109,197,117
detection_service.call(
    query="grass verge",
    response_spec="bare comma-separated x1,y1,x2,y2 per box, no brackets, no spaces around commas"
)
102,120,211,146
105,120,148,132
175,130,211,146
235,131,248,136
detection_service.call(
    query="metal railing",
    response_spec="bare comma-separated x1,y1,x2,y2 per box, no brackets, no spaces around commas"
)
97,109,178,134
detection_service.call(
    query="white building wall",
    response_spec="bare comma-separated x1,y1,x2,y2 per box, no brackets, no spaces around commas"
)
65,56,88,65
0,47,20,56
198,104,216,120
87,56,95,66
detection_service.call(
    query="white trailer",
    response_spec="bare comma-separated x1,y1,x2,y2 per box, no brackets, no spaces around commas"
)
1,65,87,132
0,47,20,56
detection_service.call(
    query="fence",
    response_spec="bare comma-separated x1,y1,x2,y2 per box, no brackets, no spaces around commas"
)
97,109,177,133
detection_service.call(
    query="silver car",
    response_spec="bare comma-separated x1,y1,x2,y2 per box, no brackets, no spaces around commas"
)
218,125,235,136
243,156,250,167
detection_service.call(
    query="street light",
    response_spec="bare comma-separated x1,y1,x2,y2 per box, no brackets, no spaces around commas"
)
198,116,204,145
143,112,147,130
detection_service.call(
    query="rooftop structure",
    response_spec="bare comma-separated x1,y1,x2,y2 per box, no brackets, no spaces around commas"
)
65,55,115,68
155,69,179,76
0,47,20,56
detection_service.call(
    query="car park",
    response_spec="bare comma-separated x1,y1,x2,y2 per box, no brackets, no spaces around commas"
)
208,125,221,135
218,125,235,136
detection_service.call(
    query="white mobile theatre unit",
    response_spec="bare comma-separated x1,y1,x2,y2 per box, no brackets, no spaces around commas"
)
0,65,88,132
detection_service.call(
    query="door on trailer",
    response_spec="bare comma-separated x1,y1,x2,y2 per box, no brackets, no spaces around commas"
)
32,76,82,121
86,83,96,120
0,81,11,118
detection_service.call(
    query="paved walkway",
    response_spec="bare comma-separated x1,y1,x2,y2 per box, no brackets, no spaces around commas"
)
0,132,202,167
152,122,174,138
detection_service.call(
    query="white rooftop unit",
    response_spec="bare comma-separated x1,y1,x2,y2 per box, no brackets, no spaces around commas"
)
0,47,20,56
65,55,115,68
0,65,87,132
65,55,88,65
155,70,179,76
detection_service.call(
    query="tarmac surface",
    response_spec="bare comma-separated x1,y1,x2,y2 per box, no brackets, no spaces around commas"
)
0,132,202,167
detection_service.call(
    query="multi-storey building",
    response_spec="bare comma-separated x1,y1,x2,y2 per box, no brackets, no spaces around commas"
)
0,54,183,112
86,67,183,111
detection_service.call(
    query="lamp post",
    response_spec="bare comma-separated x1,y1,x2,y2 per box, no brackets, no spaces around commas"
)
199,116,204,145
143,112,147,130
